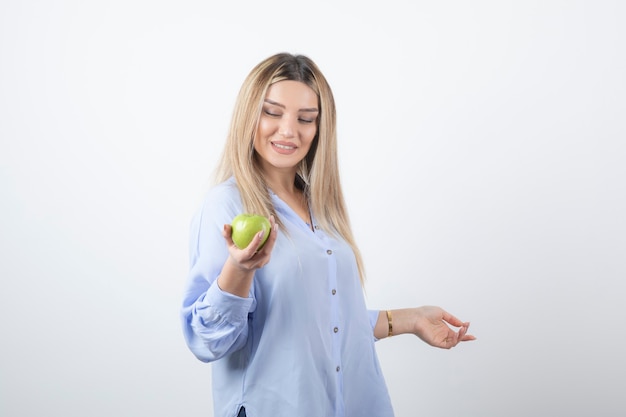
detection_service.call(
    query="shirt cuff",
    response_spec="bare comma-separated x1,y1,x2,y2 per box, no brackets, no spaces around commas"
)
205,280,254,324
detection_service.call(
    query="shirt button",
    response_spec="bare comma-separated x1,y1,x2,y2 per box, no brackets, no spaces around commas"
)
333,327,339,333
336,366,340,372
314,225,319,230
326,249,332,255
331,289,336,295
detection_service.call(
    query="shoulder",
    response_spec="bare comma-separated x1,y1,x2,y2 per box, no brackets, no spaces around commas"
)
193,177,243,227
204,177,241,207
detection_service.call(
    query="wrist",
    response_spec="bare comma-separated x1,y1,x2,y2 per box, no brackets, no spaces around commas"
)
218,258,255,297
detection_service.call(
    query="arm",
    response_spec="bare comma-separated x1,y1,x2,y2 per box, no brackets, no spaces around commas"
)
373,306,476,349
180,187,277,362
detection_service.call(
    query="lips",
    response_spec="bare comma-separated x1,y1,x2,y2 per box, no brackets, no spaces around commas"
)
271,141,297,154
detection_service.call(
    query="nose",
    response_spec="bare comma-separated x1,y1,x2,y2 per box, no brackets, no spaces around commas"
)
278,117,296,138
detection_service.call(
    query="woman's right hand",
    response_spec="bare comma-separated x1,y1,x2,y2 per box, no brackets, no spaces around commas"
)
222,215,278,272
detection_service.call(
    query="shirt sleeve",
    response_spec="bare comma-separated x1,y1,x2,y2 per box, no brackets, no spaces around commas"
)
368,309,381,342
180,183,255,362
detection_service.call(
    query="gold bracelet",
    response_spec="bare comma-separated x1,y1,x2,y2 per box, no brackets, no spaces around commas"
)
386,310,393,337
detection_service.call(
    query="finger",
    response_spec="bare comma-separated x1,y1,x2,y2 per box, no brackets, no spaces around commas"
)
254,219,278,256
441,310,465,327
224,223,261,261
243,230,266,255
248,216,278,254
460,323,477,342
260,223,279,253
458,325,468,342
223,224,235,246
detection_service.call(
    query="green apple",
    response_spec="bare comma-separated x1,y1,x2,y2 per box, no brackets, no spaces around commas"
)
230,213,271,250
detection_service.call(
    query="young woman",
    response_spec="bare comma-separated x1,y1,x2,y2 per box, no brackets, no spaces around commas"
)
181,52,475,417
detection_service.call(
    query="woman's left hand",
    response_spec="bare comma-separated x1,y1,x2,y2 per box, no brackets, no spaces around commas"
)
394,306,476,349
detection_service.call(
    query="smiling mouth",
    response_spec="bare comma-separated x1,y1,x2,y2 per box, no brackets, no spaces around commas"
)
272,142,296,150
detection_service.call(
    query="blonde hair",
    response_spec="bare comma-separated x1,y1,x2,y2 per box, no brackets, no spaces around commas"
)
214,52,365,283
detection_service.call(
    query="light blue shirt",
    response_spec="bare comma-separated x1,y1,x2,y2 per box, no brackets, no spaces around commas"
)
181,178,394,417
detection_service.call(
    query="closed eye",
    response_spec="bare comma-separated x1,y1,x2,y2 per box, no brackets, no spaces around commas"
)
263,109,281,117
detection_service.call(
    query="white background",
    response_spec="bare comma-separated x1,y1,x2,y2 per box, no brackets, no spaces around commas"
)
1,1,625,416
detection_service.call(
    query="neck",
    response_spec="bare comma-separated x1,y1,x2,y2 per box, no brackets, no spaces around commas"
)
261,169,300,197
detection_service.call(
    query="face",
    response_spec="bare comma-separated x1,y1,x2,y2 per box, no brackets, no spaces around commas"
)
253,80,319,175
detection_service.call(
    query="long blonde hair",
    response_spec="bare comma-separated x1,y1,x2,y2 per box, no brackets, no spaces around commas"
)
214,52,365,283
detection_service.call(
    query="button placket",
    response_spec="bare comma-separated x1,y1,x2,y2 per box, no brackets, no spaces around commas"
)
323,241,342,383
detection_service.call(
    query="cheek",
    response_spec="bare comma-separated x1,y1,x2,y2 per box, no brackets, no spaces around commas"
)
306,127,317,146
257,118,276,138
302,125,317,144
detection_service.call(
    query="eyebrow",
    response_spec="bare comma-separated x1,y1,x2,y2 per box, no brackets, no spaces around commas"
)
264,99,319,113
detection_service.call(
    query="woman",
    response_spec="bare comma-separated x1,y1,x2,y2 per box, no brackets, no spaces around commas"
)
181,52,475,417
